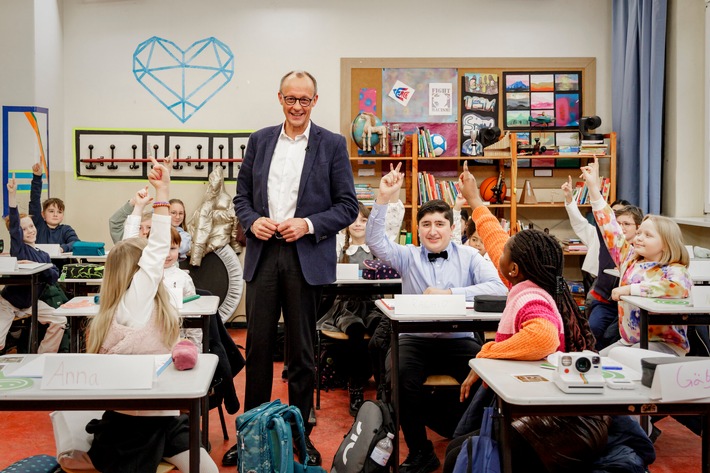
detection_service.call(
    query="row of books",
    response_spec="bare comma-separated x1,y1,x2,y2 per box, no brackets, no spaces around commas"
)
355,183,375,206
563,238,588,252
571,177,611,204
418,171,460,206
416,126,437,158
579,139,608,156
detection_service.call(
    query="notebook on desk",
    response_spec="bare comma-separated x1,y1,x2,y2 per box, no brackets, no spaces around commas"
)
35,244,62,257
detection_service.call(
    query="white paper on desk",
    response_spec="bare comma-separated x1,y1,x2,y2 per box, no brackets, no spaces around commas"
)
336,263,359,280
36,244,62,257
40,354,154,390
394,294,466,315
18,262,44,270
0,257,18,272
651,359,710,401
4,355,46,378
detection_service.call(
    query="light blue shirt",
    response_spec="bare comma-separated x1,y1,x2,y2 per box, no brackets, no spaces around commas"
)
366,202,507,338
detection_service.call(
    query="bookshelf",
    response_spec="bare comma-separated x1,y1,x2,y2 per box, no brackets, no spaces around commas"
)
350,131,616,244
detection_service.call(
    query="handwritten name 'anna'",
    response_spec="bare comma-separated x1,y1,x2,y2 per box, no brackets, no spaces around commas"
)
46,361,99,386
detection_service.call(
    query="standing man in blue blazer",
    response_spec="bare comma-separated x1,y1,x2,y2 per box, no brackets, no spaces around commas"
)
230,70,359,466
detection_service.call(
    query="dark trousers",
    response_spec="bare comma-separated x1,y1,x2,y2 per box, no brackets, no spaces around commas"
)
386,336,481,452
245,239,322,431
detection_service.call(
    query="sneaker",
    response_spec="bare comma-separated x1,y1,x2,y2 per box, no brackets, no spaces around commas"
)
349,386,364,417
399,444,440,473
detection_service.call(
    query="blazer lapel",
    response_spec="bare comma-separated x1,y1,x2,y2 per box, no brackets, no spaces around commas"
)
297,123,321,204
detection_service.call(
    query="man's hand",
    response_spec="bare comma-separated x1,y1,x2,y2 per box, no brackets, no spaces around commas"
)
460,369,480,402
277,218,309,242
32,163,42,176
376,162,404,205
251,216,278,241
423,287,452,295
459,161,485,209
561,175,574,204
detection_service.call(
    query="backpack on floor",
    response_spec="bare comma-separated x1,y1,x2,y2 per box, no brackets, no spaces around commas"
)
0,454,61,473
235,399,326,473
331,400,395,473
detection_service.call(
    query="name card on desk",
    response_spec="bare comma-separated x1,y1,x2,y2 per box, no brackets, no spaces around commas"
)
651,359,710,401
394,294,466,316
0,257,18,272
336,263,359,280
41,354,154,390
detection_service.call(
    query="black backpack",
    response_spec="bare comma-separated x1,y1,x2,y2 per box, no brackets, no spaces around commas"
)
331,400,395,473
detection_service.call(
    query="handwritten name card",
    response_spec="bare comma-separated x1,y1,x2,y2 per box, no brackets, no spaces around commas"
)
41,354,154,390
651,359,710,401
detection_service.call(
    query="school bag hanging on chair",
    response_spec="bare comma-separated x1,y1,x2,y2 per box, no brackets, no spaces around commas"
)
235,399,326,473
331,400,395,473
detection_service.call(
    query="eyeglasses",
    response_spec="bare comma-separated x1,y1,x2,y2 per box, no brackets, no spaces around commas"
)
281,95,315,107
618,222,637,228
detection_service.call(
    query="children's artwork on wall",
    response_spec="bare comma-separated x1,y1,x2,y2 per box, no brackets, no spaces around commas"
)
382,68,458,123
502,71,581,130
2,106,49,216
74,129,251,181
133,36,234,123
359,88,378,114
460,73,499,159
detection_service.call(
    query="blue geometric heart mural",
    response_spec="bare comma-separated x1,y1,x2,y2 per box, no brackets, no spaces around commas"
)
133,36,234,123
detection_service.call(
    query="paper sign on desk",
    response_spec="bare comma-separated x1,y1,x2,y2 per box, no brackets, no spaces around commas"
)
40,354,154,390
650,359,710,401
336,263,359,280
394,294,466,315
0,257,18,272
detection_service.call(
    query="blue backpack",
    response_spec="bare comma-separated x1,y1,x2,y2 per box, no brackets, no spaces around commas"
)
236,399,326,473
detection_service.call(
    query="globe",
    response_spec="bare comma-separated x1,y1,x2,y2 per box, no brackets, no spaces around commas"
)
351,112,383,151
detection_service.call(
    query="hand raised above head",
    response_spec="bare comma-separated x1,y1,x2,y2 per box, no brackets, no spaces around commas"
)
579,158,601,193
148,155,171,189
133,185,153,207
561,175,574,204
6,173,16,194
32,163,42,176
459,161,484,209
376,162,404,204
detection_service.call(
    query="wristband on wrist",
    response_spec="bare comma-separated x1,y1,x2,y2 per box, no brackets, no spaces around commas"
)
152,201,170,209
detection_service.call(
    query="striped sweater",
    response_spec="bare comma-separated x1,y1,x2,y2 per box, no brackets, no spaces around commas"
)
478,280,565,360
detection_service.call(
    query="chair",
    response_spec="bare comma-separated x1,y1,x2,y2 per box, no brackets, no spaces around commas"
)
315,328,370,409
61,463,175,473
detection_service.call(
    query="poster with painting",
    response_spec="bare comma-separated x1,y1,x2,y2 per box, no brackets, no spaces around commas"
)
460,74,498,160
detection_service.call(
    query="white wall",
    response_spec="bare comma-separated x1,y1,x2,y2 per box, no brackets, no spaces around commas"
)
3,0,615,245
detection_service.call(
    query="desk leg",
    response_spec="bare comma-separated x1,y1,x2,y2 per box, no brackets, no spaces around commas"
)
497,400,513,473
190,398,201,473
640,309,649,349
703,413,710,473
391,320,400,473
70,317,80,353
29,275,40,353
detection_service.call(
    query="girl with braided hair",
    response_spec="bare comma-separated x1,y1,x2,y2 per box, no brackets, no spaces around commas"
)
459,229,595,400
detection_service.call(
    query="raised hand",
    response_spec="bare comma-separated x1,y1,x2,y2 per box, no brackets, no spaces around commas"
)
148,155,170,191
561,175,574,204
459,161,484,209
454,193,467,212
580,158,602,200
7,174,17,207
32,163,42,176
376,162,404,204
133,186,153,208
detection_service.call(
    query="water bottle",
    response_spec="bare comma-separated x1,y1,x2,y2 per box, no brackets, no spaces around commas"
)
369,432,394,466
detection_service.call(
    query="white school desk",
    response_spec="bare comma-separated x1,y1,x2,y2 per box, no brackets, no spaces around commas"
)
0,263,54,353
469,358,710,473
375,298,502,473
321,278,402,297
0,353,217,473
53,253,108,264
622,289,710,349
55,295,220,353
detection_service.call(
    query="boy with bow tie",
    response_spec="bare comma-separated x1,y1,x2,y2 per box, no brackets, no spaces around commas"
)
365,163,507,473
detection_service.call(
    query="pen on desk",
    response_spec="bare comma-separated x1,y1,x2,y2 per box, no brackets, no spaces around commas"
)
602,366,623,370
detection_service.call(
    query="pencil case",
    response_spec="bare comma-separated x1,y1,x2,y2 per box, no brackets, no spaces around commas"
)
473,295,507,312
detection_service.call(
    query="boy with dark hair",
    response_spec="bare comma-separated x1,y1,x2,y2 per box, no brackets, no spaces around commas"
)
0,174,66,353
31,163,79,253
366,164,506,473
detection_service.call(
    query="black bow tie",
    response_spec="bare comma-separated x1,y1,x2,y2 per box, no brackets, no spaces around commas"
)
428,250,448,262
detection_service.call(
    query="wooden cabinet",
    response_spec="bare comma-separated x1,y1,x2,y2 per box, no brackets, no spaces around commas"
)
352,132,616,244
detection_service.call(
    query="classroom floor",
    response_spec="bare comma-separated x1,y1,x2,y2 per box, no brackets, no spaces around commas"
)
0,327,702,472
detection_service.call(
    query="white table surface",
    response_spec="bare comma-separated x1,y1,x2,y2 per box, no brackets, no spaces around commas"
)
331,278,402,285
621,286,710,314
375,298,503,322
0,262,53,276
55,295,220,317
0,353,217,401
606,260,710,283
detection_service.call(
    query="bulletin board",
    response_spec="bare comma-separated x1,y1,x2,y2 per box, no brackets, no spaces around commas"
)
340,57,597,158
